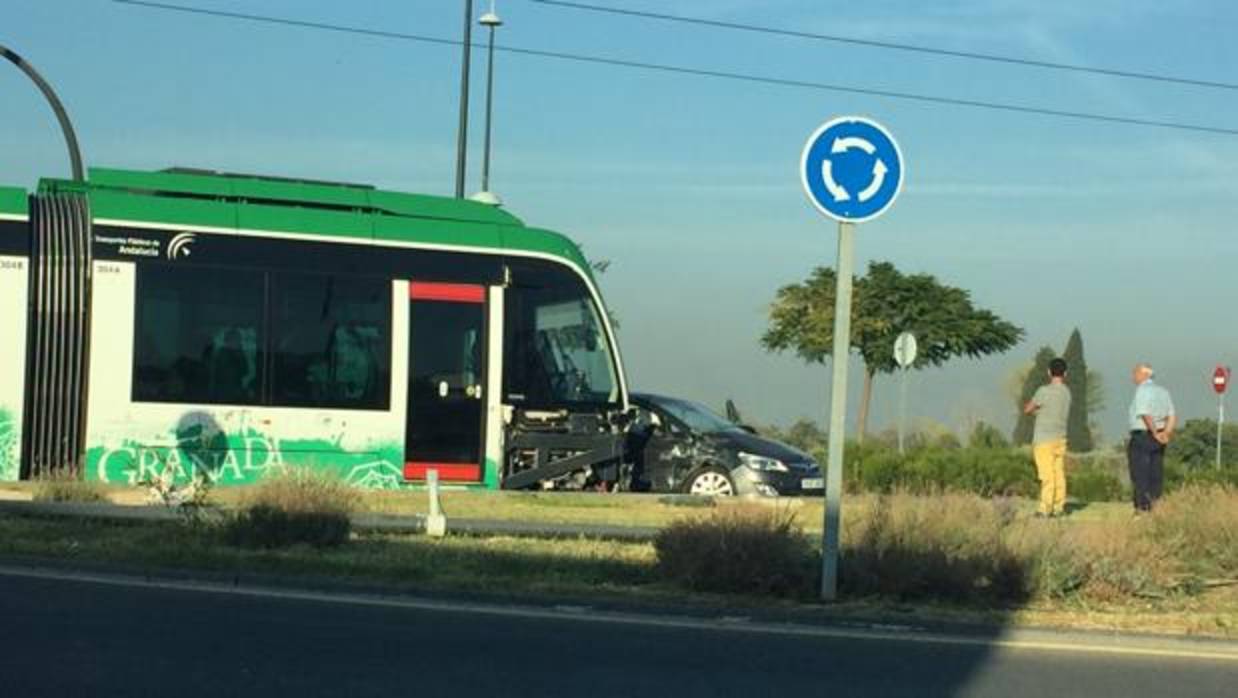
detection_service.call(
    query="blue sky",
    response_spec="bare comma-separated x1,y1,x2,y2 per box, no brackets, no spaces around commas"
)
4,0,1237,443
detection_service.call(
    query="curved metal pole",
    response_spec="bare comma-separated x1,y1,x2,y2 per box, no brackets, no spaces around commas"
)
1,44,84,181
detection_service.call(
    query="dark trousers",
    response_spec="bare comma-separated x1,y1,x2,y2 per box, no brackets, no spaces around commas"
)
1127,431,1164,511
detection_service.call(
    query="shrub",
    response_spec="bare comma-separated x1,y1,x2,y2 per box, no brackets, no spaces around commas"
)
654,505,817,597
1044,526,1175,602
847,446,1037,498
222,470,359,549
1067,466,1126,503
1166,419,1238,470
1166,463,1238,491
841,492,1029,604
945,448,1036,498
655,486,1238,606
1007,487,1238,602
848,446,903,493
1144,485,1238,582
968,421,1010,450
31,470,107,504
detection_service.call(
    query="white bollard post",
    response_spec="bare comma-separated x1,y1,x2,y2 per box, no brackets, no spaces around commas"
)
426,469,447,537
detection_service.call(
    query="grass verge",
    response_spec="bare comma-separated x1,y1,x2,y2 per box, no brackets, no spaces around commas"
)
1,488,1234,638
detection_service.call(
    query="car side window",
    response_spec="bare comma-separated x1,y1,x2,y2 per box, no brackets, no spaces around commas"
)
659,412,685,435
633,407,655,429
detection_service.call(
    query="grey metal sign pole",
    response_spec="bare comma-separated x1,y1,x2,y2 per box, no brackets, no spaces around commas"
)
820,221,854,601
1218,394,1225,470
892,332,917,456
800,115,904,602
1214,366,1229,470
899,368,908,455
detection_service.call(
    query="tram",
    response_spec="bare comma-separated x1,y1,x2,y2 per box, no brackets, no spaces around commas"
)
0,167,629,490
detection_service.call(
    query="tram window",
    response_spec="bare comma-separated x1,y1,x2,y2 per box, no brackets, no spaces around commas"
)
133,265,264,405
504,263,617,407
270,273,391,409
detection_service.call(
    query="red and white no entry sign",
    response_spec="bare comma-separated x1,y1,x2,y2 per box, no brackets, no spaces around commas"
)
1214,366,1230,395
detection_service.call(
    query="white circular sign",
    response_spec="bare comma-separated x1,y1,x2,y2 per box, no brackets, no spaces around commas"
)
893,332,918,369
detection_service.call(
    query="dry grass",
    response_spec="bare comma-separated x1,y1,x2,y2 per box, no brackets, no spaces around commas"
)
654,505,817,597
649,487,1238,608
1143,485,1238,582
222,470,361,549
841,491,1027,603
835,487,1238,606
236,470,361,515
30,470,108,504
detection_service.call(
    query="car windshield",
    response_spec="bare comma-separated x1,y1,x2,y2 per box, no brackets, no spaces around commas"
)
651,397,740,434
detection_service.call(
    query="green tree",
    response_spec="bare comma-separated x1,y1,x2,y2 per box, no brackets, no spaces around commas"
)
1011,346,1056,445
1062,329,1094,452
762,261,1024,440
1086,368,1105,445
1166,419,1238,470
969,420,1010,449
784,418,827,452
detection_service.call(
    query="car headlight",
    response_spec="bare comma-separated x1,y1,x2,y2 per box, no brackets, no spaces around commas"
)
739,452,789,472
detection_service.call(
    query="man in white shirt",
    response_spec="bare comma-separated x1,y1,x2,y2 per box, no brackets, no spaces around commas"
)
1127,363,1176,512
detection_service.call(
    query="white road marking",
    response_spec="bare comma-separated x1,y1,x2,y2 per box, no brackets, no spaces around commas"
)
0,564,1235,663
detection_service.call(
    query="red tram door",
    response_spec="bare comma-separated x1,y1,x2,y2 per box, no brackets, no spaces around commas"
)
405,282,488,482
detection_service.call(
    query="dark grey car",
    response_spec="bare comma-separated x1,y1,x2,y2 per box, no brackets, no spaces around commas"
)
628,393,823,497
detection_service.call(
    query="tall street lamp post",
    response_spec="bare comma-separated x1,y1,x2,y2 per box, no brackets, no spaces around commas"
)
474,3,503,205
454,0,474,198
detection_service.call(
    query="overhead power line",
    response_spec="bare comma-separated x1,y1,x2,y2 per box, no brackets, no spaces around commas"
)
529,0,1238,92
111,1,1238,136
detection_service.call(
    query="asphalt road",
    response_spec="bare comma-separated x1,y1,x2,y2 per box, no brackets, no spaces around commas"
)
0,568,1234,697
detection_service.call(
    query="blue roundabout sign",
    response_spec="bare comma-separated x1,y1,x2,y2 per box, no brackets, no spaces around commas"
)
800,116,904,224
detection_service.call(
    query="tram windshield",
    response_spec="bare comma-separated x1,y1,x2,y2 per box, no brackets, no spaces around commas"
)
503,262,618,408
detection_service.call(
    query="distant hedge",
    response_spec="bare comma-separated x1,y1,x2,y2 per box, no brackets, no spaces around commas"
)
830,443,1128,502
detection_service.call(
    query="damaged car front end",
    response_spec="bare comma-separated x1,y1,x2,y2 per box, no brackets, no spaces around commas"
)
628,393,824,497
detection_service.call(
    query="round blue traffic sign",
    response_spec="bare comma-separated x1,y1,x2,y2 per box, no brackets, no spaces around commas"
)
800,116,904,223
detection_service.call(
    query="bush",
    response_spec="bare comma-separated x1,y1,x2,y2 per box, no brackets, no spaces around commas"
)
654,505,817,597
1165,461,1238,491
222,470,359,549
1019,525,1175,602
1067,466,1126,503
841,492,1029,604
1166,419,1238,470
968,421,1010,449
1144,485,1238,582
31,470,107,504
655,487,1238,606
846,446,1037,498
848,445,903,493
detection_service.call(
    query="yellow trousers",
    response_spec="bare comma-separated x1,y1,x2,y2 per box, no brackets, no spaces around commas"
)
1033,439,1067,515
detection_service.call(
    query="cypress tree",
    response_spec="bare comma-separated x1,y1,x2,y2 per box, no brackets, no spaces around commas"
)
1062,328,1094,452
1012,346,1056,445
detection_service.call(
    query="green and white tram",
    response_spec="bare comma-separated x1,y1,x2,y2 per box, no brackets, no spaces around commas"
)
0,168,629,490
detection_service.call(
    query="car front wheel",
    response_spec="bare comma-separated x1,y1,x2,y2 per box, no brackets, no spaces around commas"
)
686,467,735,497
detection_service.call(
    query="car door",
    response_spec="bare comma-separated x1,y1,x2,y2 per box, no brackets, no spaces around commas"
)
633,405,696,492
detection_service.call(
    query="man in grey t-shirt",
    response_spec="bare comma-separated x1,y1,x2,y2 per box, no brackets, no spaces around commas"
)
1023,358,1072,517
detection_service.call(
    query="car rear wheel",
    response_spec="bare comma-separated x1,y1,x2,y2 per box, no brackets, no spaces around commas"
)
686,467,735,497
